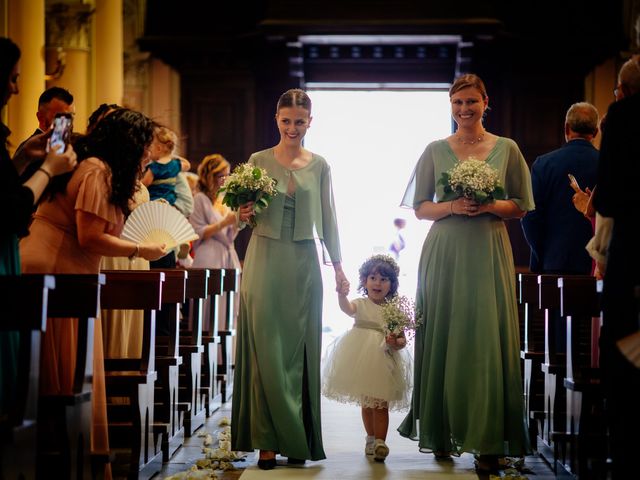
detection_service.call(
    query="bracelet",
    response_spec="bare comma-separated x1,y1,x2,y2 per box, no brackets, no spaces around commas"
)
128,244,139,261
450,201,454,216
38,167,52,182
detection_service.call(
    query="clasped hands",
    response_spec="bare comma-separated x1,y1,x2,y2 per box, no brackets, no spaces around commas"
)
452,197,483,216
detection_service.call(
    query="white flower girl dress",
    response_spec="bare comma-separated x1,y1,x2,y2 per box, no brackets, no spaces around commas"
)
322,297,412,410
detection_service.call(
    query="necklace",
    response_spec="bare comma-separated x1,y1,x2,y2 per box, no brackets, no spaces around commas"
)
455,131,485,145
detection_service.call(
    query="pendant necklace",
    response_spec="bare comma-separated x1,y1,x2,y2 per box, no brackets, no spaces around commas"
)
456,131,485,145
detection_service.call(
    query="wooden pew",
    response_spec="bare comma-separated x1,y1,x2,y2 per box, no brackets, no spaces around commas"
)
537,273,568,468
146,269,186,460
518,272,546,447
200,268,224,416
558,275,606,478
37,274,106,479
0,274,55,480
218,268,239,403
176,268,207,436
101,270,164,480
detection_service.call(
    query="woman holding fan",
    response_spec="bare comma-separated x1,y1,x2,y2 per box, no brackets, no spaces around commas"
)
20,108,166,475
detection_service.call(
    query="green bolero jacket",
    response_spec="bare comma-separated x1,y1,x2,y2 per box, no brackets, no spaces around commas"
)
248,148,342,264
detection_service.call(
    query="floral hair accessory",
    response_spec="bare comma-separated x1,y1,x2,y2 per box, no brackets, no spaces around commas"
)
367,254,400,276
437,157,505,204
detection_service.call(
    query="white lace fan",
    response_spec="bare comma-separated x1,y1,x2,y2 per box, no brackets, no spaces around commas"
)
121,201,199,249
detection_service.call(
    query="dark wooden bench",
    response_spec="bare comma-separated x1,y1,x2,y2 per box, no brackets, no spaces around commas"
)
518,272,546,448
101,270,164,479
218,268,239,403
176,268,207,436
37,274,106,479
149,268,187,457
0,274,55,480
200,268,224,416
558,275,606,478
537,273,567,464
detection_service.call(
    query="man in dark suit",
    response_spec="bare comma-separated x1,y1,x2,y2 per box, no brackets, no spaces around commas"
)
521,102,600,274
13,86,74,177
592,55,640,478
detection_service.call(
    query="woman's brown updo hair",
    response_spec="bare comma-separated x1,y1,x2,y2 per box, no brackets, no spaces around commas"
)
276,88,312,114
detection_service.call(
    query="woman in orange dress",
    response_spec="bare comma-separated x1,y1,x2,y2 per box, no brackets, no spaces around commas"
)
20,108,166,477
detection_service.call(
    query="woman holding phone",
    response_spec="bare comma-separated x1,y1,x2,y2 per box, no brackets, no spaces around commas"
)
1,36,77,416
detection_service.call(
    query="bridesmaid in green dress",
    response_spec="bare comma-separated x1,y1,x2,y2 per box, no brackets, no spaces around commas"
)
397,74,534,473
231,88,347,469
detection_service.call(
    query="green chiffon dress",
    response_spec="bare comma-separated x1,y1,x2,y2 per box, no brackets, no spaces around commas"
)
231,148,342,461
398,138,534,456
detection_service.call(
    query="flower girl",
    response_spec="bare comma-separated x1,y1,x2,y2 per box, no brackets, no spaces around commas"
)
322,254,412,462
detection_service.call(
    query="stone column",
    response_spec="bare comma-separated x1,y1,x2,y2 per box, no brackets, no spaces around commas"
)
7,0,45,154
94,0,123,109
45,2,93,133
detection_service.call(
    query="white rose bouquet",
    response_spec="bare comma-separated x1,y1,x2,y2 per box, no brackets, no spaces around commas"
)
219,163,277,227
438,157,505,204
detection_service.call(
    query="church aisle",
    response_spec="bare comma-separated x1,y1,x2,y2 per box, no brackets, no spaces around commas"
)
157,397,557,479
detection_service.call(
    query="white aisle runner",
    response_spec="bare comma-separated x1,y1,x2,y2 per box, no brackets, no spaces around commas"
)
240,398,479,479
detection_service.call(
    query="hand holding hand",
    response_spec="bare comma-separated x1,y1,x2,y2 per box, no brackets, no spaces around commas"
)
338,279,350,296
334,266,348,294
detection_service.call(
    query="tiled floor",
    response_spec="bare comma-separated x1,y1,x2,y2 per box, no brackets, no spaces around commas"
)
155,398,559,479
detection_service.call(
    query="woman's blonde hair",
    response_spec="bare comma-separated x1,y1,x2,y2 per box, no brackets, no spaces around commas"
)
154,125,178,155
197,153,230,196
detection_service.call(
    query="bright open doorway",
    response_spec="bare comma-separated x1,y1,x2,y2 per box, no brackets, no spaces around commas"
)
303,89,451,344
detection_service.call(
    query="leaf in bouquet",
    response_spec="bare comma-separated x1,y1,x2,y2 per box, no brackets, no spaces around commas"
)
221,195,238,209
252,167,262,180
255,196,269,209
440,190,458,202
475,190,489,204
437,172,451,187
493,186,505,200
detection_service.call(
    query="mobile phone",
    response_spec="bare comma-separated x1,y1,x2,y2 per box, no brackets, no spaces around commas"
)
48,112,73,152
567,173,580,192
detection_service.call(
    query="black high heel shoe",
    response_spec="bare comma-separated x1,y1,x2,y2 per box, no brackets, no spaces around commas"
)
257,458,277,470
287,457,306,466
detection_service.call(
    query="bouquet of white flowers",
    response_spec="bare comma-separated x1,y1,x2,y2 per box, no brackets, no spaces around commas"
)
438,157,505,204
381,294,421,342
219,163,277,227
